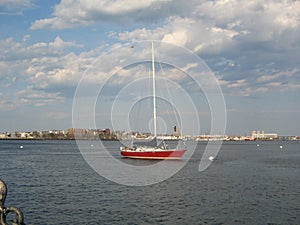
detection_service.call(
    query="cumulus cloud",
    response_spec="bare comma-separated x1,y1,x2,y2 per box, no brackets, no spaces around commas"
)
2,0,300,102
0,36,82,62
116,0,300,55
0,36,86,108
0,0,31,8
16,88,64,107
30,0,180,29
0,0,32,14
115,0,300,97
26,51,96,93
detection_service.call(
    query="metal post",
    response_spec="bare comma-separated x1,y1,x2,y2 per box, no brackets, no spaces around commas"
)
0,179,25,225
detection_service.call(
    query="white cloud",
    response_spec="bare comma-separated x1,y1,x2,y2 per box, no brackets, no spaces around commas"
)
258,68,297,82
0,36,88,109
3,0,300,104
2,33,299,103
0,0,31,8
27,52,95,90
0,36,82,62
118,27,164,41
118,16,194,46
30,0,300,52
227,79,247,88
115,0,299,56
29,0,300,94
160,17,194,46
29,0,300,55
257,73,281,83
220,67,300,96
0,0,32,14
16,88,64,107
31,0,173,29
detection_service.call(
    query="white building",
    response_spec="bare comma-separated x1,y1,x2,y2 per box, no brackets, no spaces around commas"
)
251,131,278,140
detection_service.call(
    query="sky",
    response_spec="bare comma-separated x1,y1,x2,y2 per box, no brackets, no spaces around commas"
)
0,0,299,136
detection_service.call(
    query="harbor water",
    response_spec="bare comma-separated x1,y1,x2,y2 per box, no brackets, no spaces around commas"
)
0,140,299,225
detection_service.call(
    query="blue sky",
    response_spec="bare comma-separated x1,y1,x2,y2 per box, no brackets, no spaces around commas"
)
0,0,299,135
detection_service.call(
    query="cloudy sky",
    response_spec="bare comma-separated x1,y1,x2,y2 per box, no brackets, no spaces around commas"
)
0,0,299,135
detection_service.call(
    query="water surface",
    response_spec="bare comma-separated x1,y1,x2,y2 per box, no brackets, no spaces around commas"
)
0,140,299,224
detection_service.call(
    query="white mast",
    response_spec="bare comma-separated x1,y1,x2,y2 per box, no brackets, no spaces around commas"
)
151,41,157,137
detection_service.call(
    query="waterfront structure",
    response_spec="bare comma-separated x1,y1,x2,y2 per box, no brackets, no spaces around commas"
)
251,131,278,140
0,129,295,141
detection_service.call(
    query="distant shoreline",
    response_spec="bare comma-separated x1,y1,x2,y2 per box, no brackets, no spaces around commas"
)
1,138,299,141
0,138,118,141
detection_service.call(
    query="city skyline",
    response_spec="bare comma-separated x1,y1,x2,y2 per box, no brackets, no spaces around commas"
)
0,0,299,135
0,127,295,139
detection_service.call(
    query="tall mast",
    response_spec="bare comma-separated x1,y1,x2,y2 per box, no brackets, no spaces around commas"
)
151,41,157,137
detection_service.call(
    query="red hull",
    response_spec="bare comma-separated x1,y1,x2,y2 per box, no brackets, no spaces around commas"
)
244,138,257,141
121,149,186,160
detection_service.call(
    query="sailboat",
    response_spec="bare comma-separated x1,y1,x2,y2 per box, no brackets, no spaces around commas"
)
120,42,186,160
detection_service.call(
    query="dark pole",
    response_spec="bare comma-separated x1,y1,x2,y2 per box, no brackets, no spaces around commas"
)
0,179,25,225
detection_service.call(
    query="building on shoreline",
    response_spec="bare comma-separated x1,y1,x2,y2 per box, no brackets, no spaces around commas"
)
251,131,278,140
0,128,116,140
0,129,298,141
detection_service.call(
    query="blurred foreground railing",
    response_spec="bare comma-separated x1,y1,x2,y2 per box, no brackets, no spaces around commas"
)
0,179,25,225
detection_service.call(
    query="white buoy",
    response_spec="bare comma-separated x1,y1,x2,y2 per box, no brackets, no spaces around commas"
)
257,144,260,147
20,145,23,149
209,156,215,161
280,145,283,149
90,144,94,147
